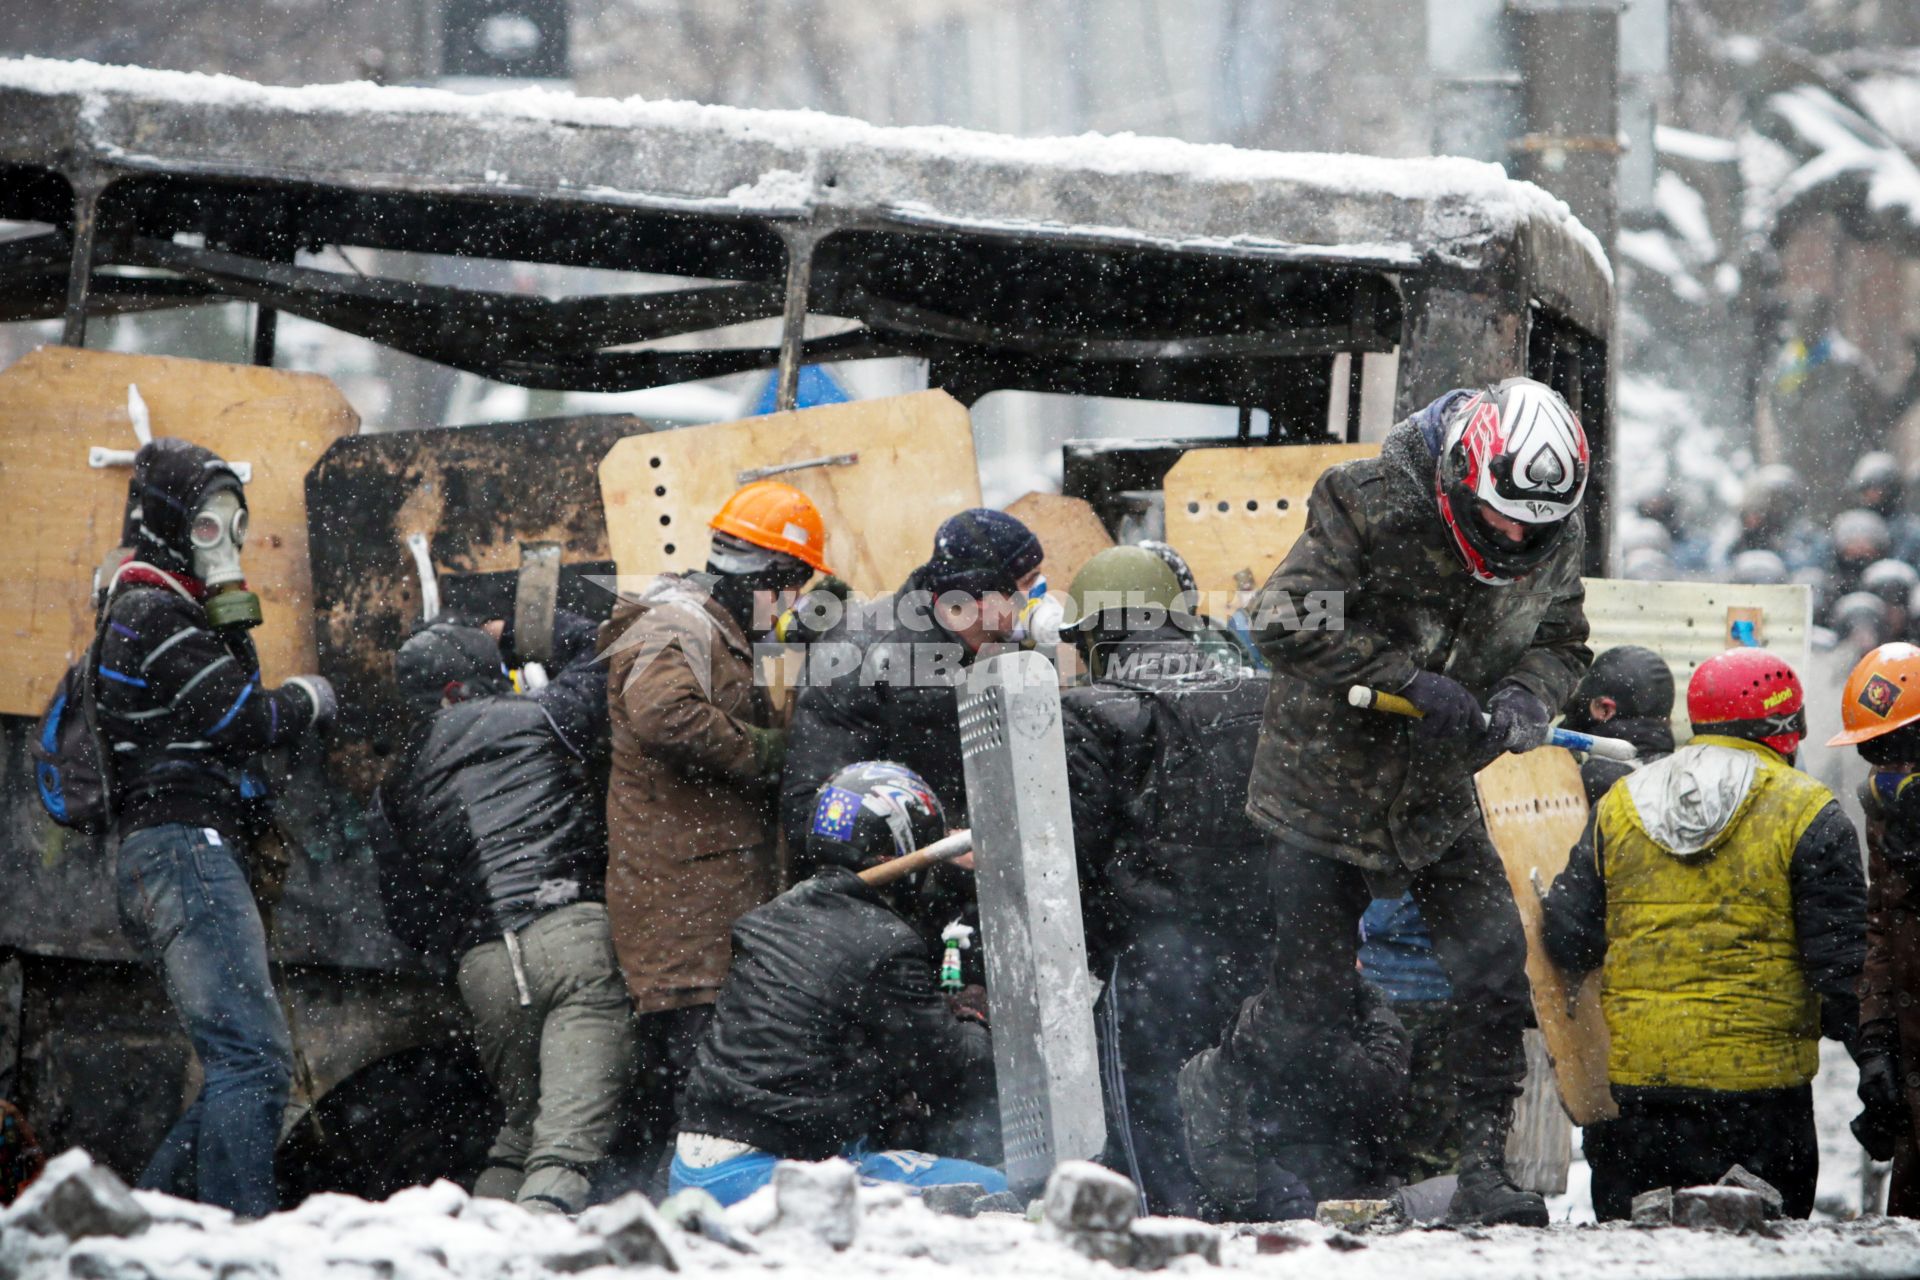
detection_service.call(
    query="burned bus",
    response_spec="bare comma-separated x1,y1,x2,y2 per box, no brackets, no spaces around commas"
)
0,57,1611,1202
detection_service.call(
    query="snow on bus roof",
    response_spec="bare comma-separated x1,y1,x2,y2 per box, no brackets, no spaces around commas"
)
0,56,1610,285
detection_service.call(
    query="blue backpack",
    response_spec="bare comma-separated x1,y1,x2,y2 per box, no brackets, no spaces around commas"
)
32,615,114,833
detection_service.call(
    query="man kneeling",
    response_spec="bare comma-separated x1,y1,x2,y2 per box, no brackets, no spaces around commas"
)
671,763,1006,1205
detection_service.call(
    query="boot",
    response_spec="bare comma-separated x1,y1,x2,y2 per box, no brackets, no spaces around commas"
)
1178,1044,1257,1220
1445,1104,1548,1227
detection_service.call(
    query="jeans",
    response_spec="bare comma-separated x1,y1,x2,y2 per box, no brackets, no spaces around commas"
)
116,823,293,1218
457,902,637,1214
669,1138,1009,1207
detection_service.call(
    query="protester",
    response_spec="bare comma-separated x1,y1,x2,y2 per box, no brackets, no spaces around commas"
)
370,612,628,1214
1237,979,1409,1216
98,439,335,1218
670,763,1003,1205
1059,547,1275,1216
1180,377,1592,1227
1559,645,1676,807
1827,642,1920,1213
600,480,830,1180
1543,649,1869,1219
780,508,1043,864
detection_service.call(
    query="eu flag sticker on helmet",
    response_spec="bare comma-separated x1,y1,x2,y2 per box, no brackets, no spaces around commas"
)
811,785,862,841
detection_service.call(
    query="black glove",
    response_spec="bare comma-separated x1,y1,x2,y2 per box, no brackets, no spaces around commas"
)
1854,1050,1908,1162
1400,671,1485,740
285,675,337,733
776,578,854,645
1485,684,1552,754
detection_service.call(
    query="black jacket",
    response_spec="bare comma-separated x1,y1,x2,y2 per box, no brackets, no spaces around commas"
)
504,610,610,776
371,624,609,959
1062,627,1273,966
1576,714,1675,808
97,580,313,845
677,867,992,1159
781,578,984,859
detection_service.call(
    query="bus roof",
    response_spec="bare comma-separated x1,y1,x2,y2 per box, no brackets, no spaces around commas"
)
0,57,1611,400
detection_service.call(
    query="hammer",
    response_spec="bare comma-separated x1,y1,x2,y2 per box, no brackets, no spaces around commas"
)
1349,685,1638,763
860,830,975,887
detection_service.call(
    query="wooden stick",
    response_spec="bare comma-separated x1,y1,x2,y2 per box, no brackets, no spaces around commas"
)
859,829,974,887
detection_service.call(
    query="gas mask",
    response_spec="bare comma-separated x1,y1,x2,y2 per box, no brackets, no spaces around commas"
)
1011,576,1064,649
191,489,263,629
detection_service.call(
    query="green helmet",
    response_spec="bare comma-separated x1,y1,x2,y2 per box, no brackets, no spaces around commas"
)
1066,546,1184,633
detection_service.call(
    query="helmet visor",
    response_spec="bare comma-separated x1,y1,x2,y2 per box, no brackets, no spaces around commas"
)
1459,493,1570,572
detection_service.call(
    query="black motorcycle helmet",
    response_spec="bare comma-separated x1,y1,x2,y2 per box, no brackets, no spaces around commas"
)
805,761,946,875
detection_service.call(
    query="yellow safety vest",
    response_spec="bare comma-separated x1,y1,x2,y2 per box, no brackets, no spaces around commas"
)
1595,735,1832,1091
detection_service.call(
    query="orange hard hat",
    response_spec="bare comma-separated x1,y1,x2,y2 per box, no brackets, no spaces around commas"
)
709,480,833,575
1830,641,1920,746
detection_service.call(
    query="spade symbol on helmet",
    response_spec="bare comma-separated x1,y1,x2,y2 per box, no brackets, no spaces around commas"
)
1524,447,1567,491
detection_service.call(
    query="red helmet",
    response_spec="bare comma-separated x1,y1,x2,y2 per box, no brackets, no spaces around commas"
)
1435,378,1590,584
1687,648,1806,757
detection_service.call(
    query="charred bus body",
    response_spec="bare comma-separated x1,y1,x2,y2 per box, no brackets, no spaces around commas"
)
0,59,1612,1203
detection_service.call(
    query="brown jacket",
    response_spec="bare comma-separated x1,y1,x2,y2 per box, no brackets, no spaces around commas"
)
602,577,780,1015
1862,785,1920,1213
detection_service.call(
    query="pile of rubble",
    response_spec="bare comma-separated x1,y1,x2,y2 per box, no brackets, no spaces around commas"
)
0,1150,1222,1280
1627,1165,1788,1235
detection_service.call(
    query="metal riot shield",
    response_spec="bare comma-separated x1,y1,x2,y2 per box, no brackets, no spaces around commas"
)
958,649,1105,1196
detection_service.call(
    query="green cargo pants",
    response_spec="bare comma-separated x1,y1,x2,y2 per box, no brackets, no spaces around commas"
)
457,901,636,1213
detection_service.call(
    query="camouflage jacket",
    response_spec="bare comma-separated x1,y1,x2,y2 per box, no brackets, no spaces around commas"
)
1244,405,1592,873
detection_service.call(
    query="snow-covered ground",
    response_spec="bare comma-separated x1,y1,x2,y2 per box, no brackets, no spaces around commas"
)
3,1031,1905,1280
7,1044,1918,1280
7,1163,1920,1280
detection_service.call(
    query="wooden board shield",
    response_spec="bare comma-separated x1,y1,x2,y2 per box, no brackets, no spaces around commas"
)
1475,746,1619,1126
1163,442,1378,616
0,346,358,716
599,390,982,597
305,415,650,785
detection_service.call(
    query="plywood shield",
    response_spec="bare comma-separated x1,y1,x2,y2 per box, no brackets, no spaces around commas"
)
306,415,649,780
1163,443,1378,615
599,391,981,596
0,346,357,716
1475,746,1619,1126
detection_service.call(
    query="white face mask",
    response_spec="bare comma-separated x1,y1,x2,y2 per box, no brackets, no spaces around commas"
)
190,489,249,588
1013,575,1064,648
